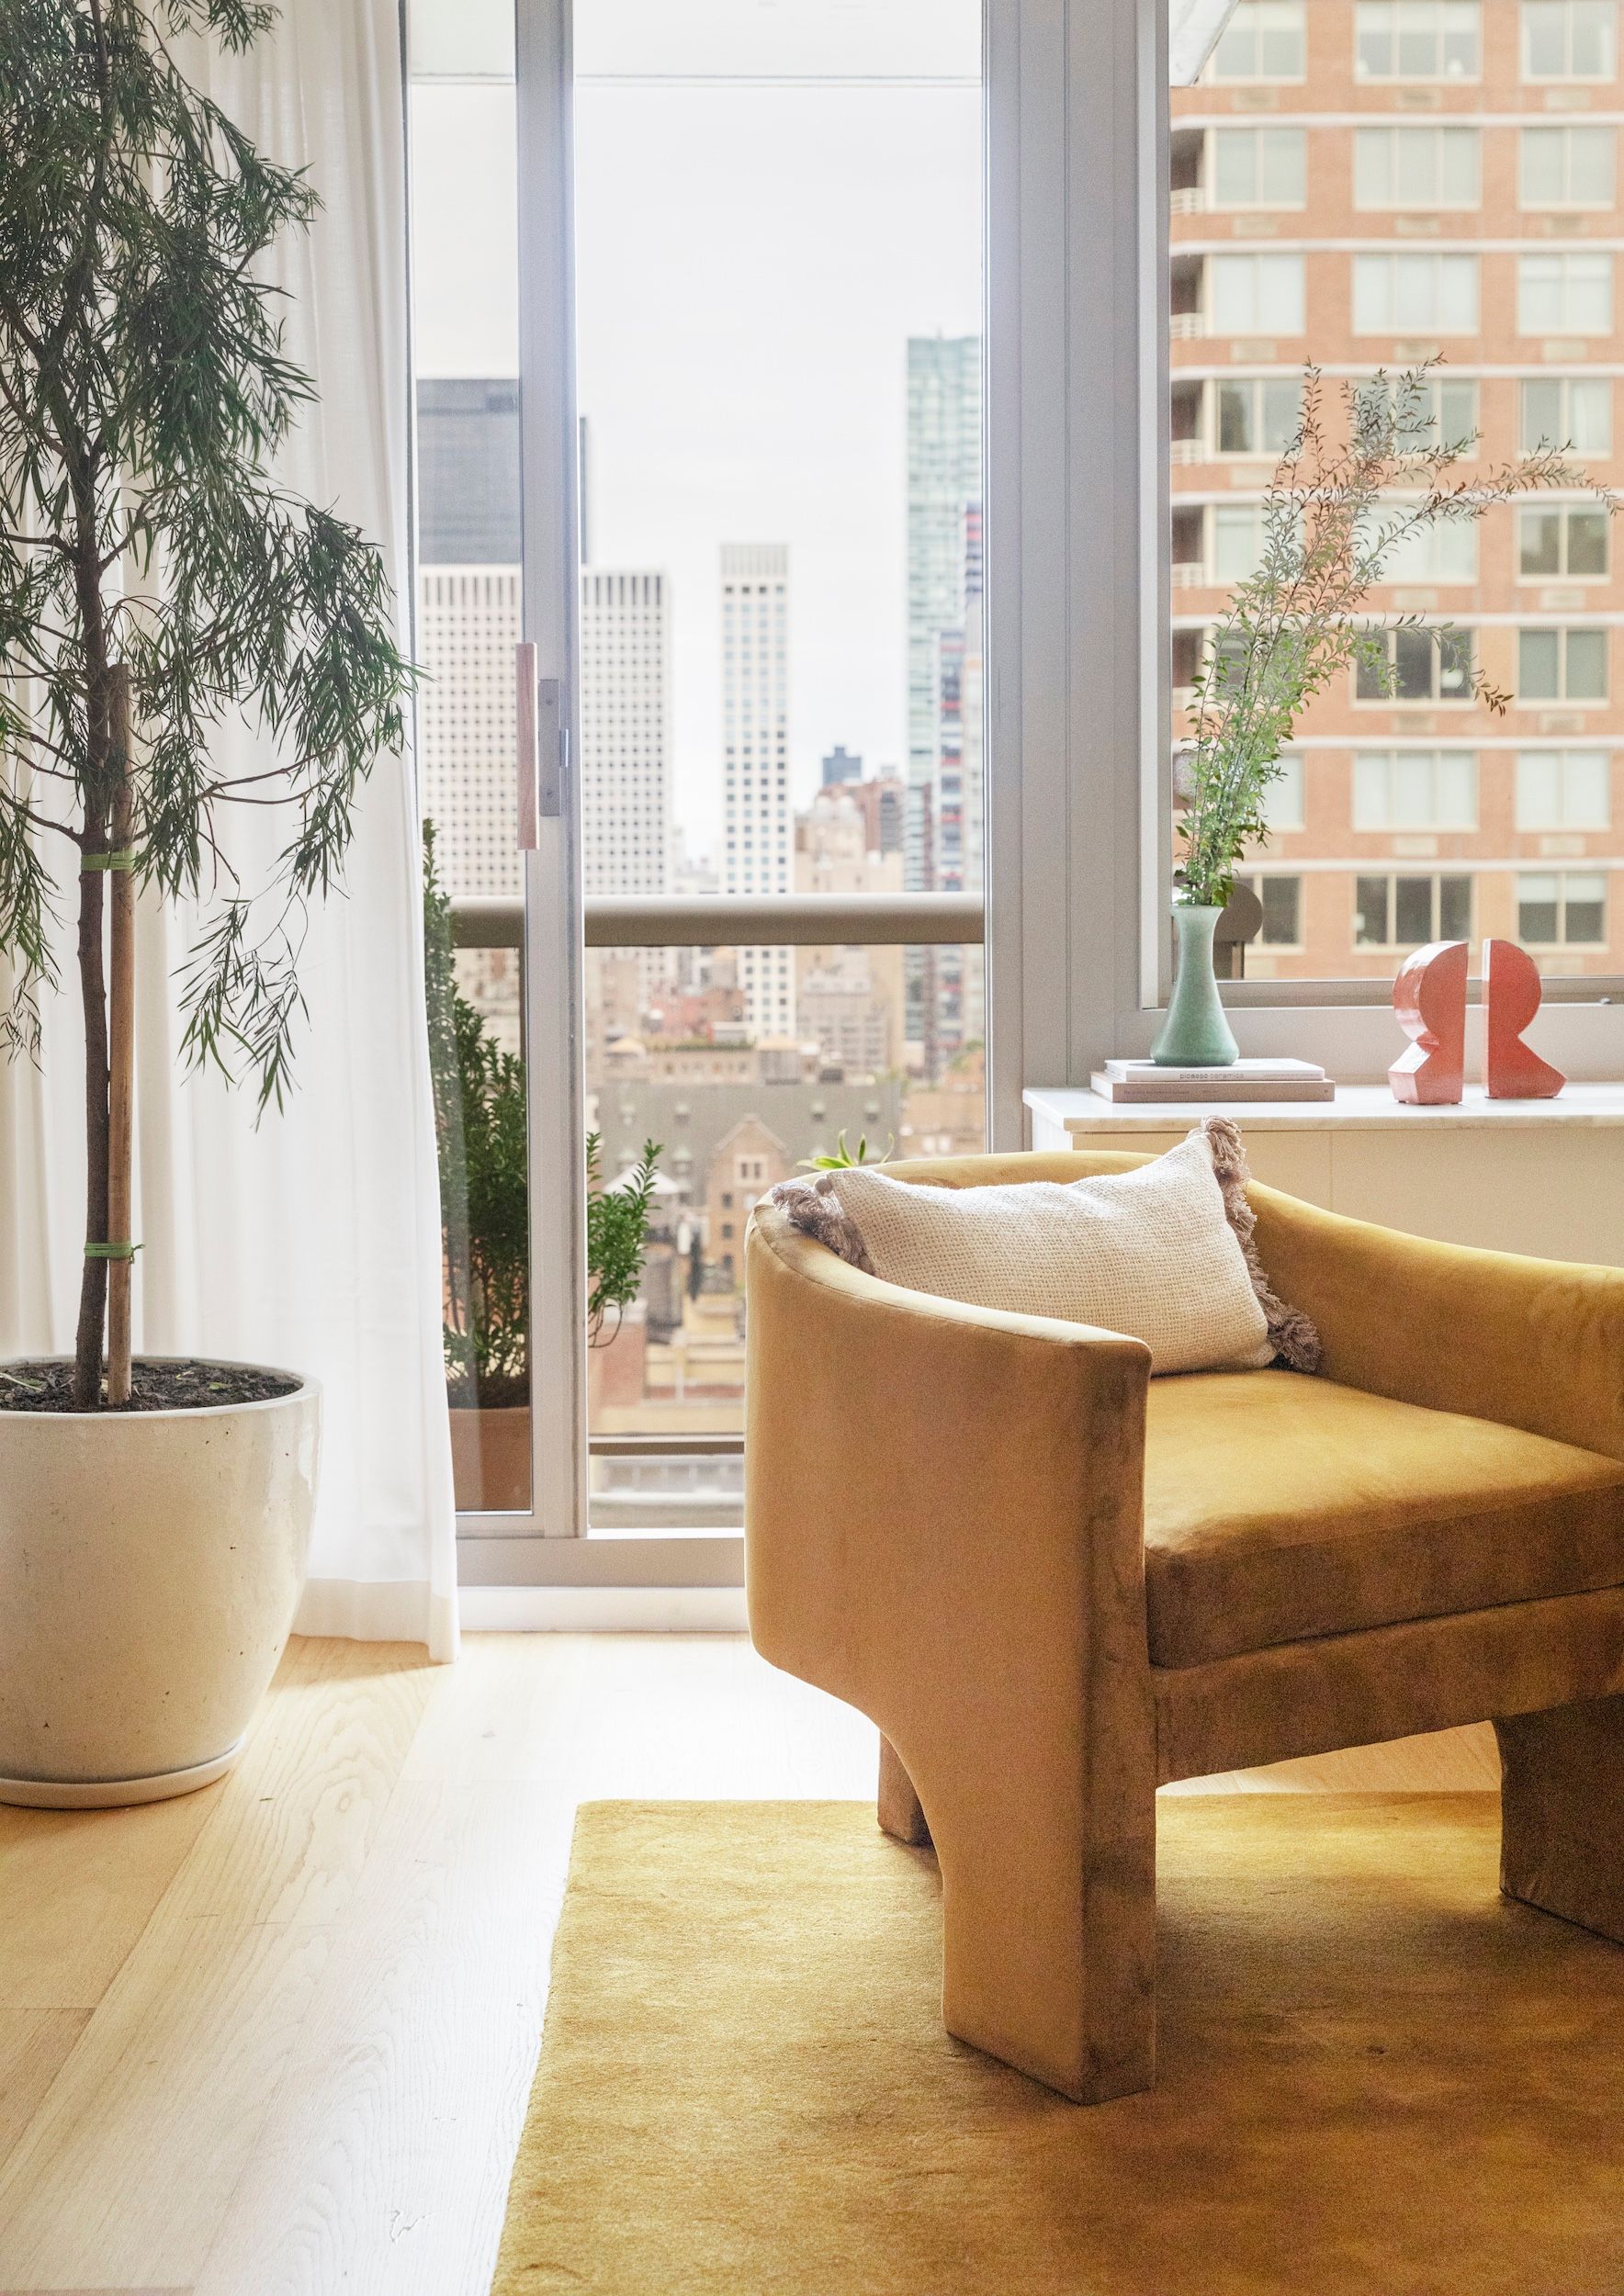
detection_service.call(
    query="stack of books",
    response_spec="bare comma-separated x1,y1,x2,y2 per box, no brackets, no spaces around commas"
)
1090,1057,1334,1105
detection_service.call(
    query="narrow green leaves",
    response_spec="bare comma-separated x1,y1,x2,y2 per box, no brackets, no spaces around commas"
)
1177,363,1615,909
0,0,413,1110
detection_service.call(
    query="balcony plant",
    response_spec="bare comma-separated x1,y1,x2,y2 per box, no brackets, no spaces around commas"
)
797,1128,892,1171
0,0,413,1805
423,827,659,1508
1161,364,1601,1064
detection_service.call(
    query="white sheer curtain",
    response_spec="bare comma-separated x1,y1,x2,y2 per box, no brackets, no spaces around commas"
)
0,0,458,1660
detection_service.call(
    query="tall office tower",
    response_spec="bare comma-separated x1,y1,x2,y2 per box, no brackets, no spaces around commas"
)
417,378,522,564
849,771,906,860
416,564,524,901
932,618,967,1066
415,379,524,906
905,336,982,1061
721,543,794,1040
906,336,983,796
580,569,671,898
934,504,986,1063
959,513,987,1050
821,743,863,786
1172,0,1624,984
904,783,938,1071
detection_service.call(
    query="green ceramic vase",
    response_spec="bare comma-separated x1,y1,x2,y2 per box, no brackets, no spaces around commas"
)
1151,904,1239,1068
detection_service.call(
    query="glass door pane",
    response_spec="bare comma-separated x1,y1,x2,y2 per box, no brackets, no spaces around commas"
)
408,3,537,1518
411,0,987,1543
570,1,986,1527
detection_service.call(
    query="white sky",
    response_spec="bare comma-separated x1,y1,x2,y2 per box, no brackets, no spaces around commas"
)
409,1,982,860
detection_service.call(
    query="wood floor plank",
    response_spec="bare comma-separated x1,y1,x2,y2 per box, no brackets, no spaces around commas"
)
0,2008,88,2168
0,1637,330,2015
0,1640,435,2291
0,1798,213,2014
561,1634,881,1800
396,1627,592,1787
192,1779,565,2296
0,1913,333,2290
161,1640,435,1929
1164,1722,1502,1795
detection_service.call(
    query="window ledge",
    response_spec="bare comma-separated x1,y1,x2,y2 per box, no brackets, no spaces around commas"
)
1025,1079,1624,1133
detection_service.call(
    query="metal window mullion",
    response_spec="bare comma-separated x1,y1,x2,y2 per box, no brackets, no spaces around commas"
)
986,0,1158,1132
515,0,588,1541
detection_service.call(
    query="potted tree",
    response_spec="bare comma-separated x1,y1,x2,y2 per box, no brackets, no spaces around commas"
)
0,1,414,1804
423,827,659,1511
1159,365,1608,1064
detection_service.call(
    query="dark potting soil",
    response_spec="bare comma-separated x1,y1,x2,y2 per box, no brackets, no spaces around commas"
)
0,1359,300,1413
445,1372,528,1412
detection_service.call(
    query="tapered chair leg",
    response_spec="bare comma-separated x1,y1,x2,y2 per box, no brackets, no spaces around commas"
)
928,1772,1157,2105
1495,1694,1624,1943
878,1736,931,1847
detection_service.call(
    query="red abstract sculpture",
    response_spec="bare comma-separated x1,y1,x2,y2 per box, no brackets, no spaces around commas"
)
1483,938,1565,1100
1390,939,1467,1105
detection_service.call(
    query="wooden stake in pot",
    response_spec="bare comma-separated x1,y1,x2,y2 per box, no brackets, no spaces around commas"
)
105,664,136,1408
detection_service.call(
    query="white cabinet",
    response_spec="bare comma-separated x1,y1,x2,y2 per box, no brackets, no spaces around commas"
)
1022,1084,1624,1267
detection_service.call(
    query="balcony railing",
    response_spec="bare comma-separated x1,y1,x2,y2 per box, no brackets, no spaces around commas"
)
1169,311,1204,340
1169,185,1207,216
450,888,987,1522
452,891,986,951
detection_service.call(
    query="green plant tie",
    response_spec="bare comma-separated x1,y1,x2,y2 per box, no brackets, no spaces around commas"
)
81,850,138,872
83,1240,141,1260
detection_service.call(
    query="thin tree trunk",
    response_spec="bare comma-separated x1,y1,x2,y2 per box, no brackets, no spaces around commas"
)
72,672,112,1411
73,872,110,1406
105,665,135,1405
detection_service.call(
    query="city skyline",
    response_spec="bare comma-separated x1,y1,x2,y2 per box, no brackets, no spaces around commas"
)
413,370,979,886
408,54,983,856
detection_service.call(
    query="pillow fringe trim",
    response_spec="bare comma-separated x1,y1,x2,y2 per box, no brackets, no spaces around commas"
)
1199,1116,1323,1374
767,1173,878,1276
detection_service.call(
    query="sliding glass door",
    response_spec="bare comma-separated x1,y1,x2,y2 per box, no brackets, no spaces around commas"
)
409,0,987,1564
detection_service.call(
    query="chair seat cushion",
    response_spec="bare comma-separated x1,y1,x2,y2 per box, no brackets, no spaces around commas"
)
1144,1371,1624,1669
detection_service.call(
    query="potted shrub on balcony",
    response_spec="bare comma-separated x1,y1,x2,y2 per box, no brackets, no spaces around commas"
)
0,2,414,1805
423,828,660,1510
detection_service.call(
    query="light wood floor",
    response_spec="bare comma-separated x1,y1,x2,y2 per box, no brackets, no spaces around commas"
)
0,1634,1498,2296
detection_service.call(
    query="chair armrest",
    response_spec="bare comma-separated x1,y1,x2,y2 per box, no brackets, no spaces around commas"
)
1250,1184,1624,1463
744,1204,1153,1822
746,1203,1159,2099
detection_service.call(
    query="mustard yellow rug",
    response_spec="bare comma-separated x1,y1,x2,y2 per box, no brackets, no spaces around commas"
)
493,1796,1624,2296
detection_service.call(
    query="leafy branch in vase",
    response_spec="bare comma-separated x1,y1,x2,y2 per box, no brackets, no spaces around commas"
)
1177,363,1617,911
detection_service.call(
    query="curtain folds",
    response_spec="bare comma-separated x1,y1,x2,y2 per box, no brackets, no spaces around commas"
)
0,0,458,1660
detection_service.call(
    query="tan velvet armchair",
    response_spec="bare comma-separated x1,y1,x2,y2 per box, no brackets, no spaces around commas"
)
744,1149,1624,2104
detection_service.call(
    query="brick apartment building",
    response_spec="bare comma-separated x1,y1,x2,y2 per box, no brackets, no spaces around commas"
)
1172,0,1624,980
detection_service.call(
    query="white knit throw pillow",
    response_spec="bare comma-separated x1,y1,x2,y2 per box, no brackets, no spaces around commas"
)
787,1127,1283,1377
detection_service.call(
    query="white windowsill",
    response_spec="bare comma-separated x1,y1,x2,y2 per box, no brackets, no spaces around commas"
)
1103,997,1624,1084
1026,1078,1624,1137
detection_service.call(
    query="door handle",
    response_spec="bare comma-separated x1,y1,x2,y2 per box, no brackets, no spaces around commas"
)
536,676,567,818
516,640,539,850
516,642,568,846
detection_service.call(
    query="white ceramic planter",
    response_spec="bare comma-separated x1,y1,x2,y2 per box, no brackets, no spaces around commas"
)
0,1360,321,1808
